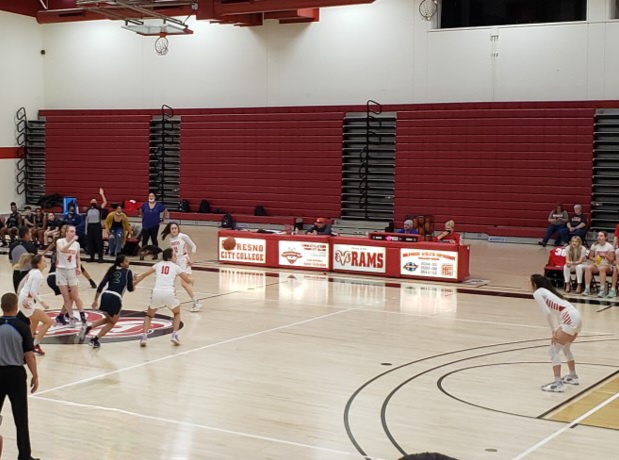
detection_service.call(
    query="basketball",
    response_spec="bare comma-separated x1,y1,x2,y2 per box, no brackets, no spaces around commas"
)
222,236,236,251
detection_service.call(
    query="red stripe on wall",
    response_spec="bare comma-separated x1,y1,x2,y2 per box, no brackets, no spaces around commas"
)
0,147,20,159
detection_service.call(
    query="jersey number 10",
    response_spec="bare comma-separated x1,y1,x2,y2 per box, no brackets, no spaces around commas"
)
161,266,170,275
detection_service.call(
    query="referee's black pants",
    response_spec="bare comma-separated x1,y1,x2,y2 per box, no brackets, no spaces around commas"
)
0,366,32,460
87,223,104,262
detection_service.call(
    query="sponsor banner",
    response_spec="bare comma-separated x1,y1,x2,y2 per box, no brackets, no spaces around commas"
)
278,240,329,269
400,249,458,279
219,237,266,264
332,244,386,273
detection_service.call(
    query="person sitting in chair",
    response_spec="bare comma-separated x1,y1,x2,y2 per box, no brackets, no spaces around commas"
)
539,203,569,247
397,219,419,235
436,220,460,244
567,204,588,242
306,218,332,235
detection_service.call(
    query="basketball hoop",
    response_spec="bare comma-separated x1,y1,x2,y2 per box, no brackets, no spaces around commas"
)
154,32,169,56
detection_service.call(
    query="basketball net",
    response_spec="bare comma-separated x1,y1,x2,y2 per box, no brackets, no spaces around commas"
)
154,32,169,56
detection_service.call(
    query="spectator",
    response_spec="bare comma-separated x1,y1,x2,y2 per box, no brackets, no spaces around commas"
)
306,218,332,235
21,206,34,232
539,204,569,247
566,204,588,242
31,208,46,248
0,292,40,460
9,227,38,293
85,188,108,263
105,204,132,257
0,202,23,247
397,219,419,235
399,453,459,460
612,210,619,249
43,212,63,245
436,220,460,244
140,192,168,248
582,231,614,297
563,236,587,294
63,203,86,244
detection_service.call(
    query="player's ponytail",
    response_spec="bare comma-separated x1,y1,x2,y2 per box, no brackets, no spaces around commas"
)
530,273,565,300
12,253,35,271
161,222,173,240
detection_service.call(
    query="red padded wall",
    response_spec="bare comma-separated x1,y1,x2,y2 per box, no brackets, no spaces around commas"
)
40,102,598,237
394,106,594,234
45,114,151,207
180,112,344,217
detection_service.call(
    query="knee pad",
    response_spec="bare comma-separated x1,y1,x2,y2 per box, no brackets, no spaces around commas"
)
549,344,563,366
563,343,575,362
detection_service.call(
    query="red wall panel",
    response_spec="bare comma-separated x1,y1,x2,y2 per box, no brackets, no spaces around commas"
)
45,115,151,208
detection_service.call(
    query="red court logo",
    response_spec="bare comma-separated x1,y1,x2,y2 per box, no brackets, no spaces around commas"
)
40,310,177,345
335,250,352,265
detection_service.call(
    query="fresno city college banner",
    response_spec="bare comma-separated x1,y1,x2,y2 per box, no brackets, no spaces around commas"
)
278,240,330,269
400,249,458,279
332,244,386,273
219,237,267,264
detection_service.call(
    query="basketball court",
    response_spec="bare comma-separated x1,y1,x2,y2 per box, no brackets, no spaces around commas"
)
0,228,617,460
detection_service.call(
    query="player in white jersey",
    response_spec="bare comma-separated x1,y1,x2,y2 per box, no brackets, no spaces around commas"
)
134,248,193,346
161,222,201,312
14,254,52,355
531,274,582,393
55,225,86,327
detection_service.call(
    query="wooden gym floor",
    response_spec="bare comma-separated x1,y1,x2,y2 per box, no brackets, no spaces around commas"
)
0,227,617,460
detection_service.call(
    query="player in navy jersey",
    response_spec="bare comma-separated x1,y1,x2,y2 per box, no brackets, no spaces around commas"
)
78,255,135,348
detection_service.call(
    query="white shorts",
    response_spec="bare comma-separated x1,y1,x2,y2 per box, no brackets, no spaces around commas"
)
150,288,180,311
177,256,192,274
18,294,38,318
56,267,79,287
560,308,582,336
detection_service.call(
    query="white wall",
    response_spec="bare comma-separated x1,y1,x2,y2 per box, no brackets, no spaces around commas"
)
38,0,619,109
0,11,44,211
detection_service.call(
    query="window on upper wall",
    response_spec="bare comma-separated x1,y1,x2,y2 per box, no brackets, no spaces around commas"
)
440,0,587,29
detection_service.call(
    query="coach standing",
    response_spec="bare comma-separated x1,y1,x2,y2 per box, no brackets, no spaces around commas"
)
0,292,39,460
139,192,168,248
85,187,107,263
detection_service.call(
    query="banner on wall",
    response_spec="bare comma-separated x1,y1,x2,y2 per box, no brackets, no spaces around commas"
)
400,249,458,279
278,240,329,269
219,237,266,264
332,244,386,273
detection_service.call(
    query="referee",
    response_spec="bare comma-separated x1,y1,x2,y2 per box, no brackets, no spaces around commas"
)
0,292,39,460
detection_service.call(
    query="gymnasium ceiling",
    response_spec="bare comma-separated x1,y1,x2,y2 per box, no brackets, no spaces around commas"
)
0,0,375,27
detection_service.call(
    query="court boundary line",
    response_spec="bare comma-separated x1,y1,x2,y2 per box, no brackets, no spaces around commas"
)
35,308,354,396
33,396,385,460
537,368,619,419
513,390,619,459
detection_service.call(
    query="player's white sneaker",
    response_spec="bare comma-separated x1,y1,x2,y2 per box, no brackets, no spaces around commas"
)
607,289,616,299
541,381,565,393
139,334,148,347
597,289,606,298
562,374,579,385
582,288,590,296
190,302,202,313
170,332,181,346
69,317,77,328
